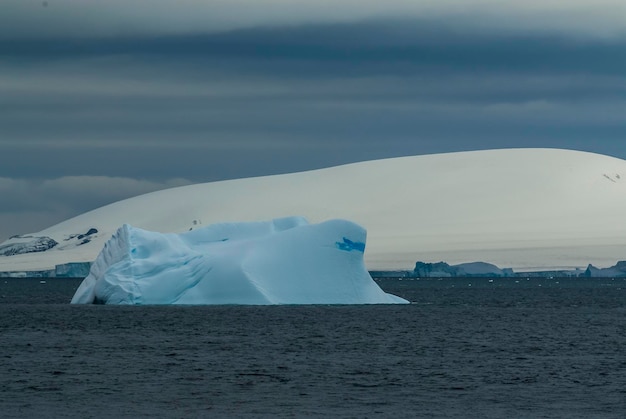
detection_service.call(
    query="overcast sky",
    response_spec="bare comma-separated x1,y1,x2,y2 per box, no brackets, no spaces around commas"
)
1,0,625,241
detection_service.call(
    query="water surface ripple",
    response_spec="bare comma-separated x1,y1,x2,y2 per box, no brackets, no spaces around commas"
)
1,277,624,418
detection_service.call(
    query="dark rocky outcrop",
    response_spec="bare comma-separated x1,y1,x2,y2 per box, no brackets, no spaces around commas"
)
0,237,58,256
77,228,98,240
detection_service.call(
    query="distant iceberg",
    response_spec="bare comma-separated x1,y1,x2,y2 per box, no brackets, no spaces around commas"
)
413,261,514,277
70,217,408,305
584,261,626,278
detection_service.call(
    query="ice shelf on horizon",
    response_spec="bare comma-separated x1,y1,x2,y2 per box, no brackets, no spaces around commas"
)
70,217,408,305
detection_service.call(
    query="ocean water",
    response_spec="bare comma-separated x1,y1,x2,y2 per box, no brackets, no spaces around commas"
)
1,277,624,418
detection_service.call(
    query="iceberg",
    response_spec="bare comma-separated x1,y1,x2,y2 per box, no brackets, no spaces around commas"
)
70,217,408,305
584,261,626,278
413,261,514,277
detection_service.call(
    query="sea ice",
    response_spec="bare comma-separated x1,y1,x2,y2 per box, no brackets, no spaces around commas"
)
70,217,408,305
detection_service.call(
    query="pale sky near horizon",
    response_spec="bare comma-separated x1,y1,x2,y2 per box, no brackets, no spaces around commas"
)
1,0,625,241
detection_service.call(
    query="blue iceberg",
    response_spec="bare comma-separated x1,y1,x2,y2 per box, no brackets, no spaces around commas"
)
70,217,407,305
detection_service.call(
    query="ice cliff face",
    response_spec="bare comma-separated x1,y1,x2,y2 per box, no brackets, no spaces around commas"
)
71,217,408,305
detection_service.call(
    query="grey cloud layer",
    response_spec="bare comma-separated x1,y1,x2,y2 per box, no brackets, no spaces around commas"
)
0,176,191,240
1,10,625,240
2,22,624,180
2,0,625,39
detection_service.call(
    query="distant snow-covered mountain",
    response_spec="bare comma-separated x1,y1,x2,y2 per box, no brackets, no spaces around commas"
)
2,148,626,272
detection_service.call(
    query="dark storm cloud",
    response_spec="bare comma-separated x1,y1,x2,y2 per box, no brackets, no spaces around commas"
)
2,20,625,76
1,22,624,171
2,1,625,39
0,177,191,213
0,176,192,239
0,10,625,240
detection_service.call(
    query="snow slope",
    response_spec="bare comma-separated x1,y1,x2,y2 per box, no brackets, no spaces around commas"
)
2,148,626,272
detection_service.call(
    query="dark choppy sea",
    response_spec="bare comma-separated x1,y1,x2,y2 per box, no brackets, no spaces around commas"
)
1,277,625,418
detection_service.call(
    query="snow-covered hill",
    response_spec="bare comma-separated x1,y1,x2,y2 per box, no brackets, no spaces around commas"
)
2,148,626,272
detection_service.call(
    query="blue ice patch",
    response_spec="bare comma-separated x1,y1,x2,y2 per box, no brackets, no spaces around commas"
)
335,237,365,252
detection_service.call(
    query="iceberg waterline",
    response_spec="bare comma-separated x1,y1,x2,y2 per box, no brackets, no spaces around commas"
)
71,217,408,305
